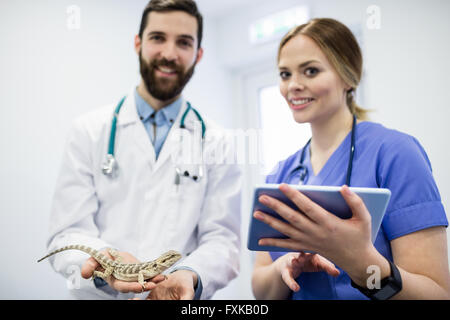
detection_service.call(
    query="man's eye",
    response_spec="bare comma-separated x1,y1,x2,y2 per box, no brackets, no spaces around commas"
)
150,35,164,41
178,39,192,47
305,67,319,77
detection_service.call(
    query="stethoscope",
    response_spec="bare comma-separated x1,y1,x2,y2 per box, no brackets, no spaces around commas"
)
288,115,357,186
102,96,206,182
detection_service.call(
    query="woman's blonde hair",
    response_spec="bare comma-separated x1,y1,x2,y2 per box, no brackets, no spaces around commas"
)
278,18,368,120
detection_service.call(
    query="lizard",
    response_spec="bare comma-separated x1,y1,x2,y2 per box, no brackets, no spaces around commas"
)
37,245,182,290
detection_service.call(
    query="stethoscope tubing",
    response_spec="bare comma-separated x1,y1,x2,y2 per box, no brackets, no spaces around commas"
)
103,96,205,177
292,115,357,186
107,96,127,157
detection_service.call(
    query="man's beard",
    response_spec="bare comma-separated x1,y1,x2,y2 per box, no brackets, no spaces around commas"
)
139,52,196,102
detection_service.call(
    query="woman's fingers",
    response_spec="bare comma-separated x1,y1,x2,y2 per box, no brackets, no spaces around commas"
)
254,210,314,251
281,257,301,292
258,194,310,229
281,269,300,292
258,236,309,252
340,185,370,222
292,253,340,277
253,210,303,240
278,184,328,224
315,255,340,277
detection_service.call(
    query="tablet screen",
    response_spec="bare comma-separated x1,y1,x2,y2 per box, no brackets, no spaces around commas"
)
247,184,391,252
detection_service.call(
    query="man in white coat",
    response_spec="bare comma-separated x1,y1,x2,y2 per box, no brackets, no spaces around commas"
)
46,0,241,300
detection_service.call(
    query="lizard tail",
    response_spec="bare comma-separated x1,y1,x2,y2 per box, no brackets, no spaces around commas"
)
37,245,100,263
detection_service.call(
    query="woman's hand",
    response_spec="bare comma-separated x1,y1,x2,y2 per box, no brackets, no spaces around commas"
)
253,184,375,274
274,252,340,292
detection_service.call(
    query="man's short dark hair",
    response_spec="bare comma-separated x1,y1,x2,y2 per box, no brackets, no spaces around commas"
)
138,0,203,49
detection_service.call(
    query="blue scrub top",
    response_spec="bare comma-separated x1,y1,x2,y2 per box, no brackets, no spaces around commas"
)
267,121,448,300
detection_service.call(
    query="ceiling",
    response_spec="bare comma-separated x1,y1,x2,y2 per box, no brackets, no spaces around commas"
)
195,0,263,18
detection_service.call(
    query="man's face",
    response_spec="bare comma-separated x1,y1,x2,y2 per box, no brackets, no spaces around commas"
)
136,11,203,102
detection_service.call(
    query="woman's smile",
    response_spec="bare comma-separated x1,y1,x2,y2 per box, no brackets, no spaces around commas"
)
288,97,315,110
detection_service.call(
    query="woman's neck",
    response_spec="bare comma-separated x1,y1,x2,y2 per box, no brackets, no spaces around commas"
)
311,109,353,151
308,107,354,174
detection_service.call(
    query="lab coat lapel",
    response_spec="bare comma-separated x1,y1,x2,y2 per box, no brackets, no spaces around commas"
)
117,89,157,167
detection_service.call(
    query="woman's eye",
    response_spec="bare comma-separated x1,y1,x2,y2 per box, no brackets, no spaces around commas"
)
279,71,290,79
305,67,319,77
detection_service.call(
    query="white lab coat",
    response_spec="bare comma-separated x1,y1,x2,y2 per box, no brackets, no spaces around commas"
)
46,88,242,299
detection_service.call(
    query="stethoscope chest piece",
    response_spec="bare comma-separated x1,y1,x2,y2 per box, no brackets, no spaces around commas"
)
102,154,118,178
298,164,308,182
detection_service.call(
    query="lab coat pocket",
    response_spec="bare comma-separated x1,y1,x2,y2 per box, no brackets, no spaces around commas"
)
166,176,207,243
142,182,181,249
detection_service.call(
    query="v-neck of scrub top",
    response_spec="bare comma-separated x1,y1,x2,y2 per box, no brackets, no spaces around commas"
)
302,128,353,186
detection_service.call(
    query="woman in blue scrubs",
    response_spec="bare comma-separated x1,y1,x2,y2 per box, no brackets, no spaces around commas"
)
251,18,450,300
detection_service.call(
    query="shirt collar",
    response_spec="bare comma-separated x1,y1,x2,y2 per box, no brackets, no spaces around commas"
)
134,87,182,126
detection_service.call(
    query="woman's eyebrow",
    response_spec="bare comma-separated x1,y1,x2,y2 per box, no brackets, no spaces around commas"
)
298,60,320,68
279,59,321,70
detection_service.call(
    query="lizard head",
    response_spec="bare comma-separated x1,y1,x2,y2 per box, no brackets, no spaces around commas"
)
155,250,182,269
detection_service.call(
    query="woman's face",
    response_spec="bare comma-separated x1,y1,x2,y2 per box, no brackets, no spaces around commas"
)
278,34,350,124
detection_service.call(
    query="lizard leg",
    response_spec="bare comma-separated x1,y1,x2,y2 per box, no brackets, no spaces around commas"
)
93,266,114,281
92,270,105,281
138,270,162,291
108,248,123,264
138,271,146,289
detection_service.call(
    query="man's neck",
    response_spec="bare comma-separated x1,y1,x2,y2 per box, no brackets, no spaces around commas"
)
137,81,179,111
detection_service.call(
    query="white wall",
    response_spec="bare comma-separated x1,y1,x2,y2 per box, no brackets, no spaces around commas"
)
1,0,449,300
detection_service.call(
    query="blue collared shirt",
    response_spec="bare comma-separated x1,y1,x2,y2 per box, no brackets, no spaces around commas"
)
134,88,182,159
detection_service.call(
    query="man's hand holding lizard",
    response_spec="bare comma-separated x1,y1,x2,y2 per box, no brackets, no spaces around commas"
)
81,249,166,293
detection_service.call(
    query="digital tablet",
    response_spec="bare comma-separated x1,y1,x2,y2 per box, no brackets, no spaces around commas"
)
247,184,391,252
